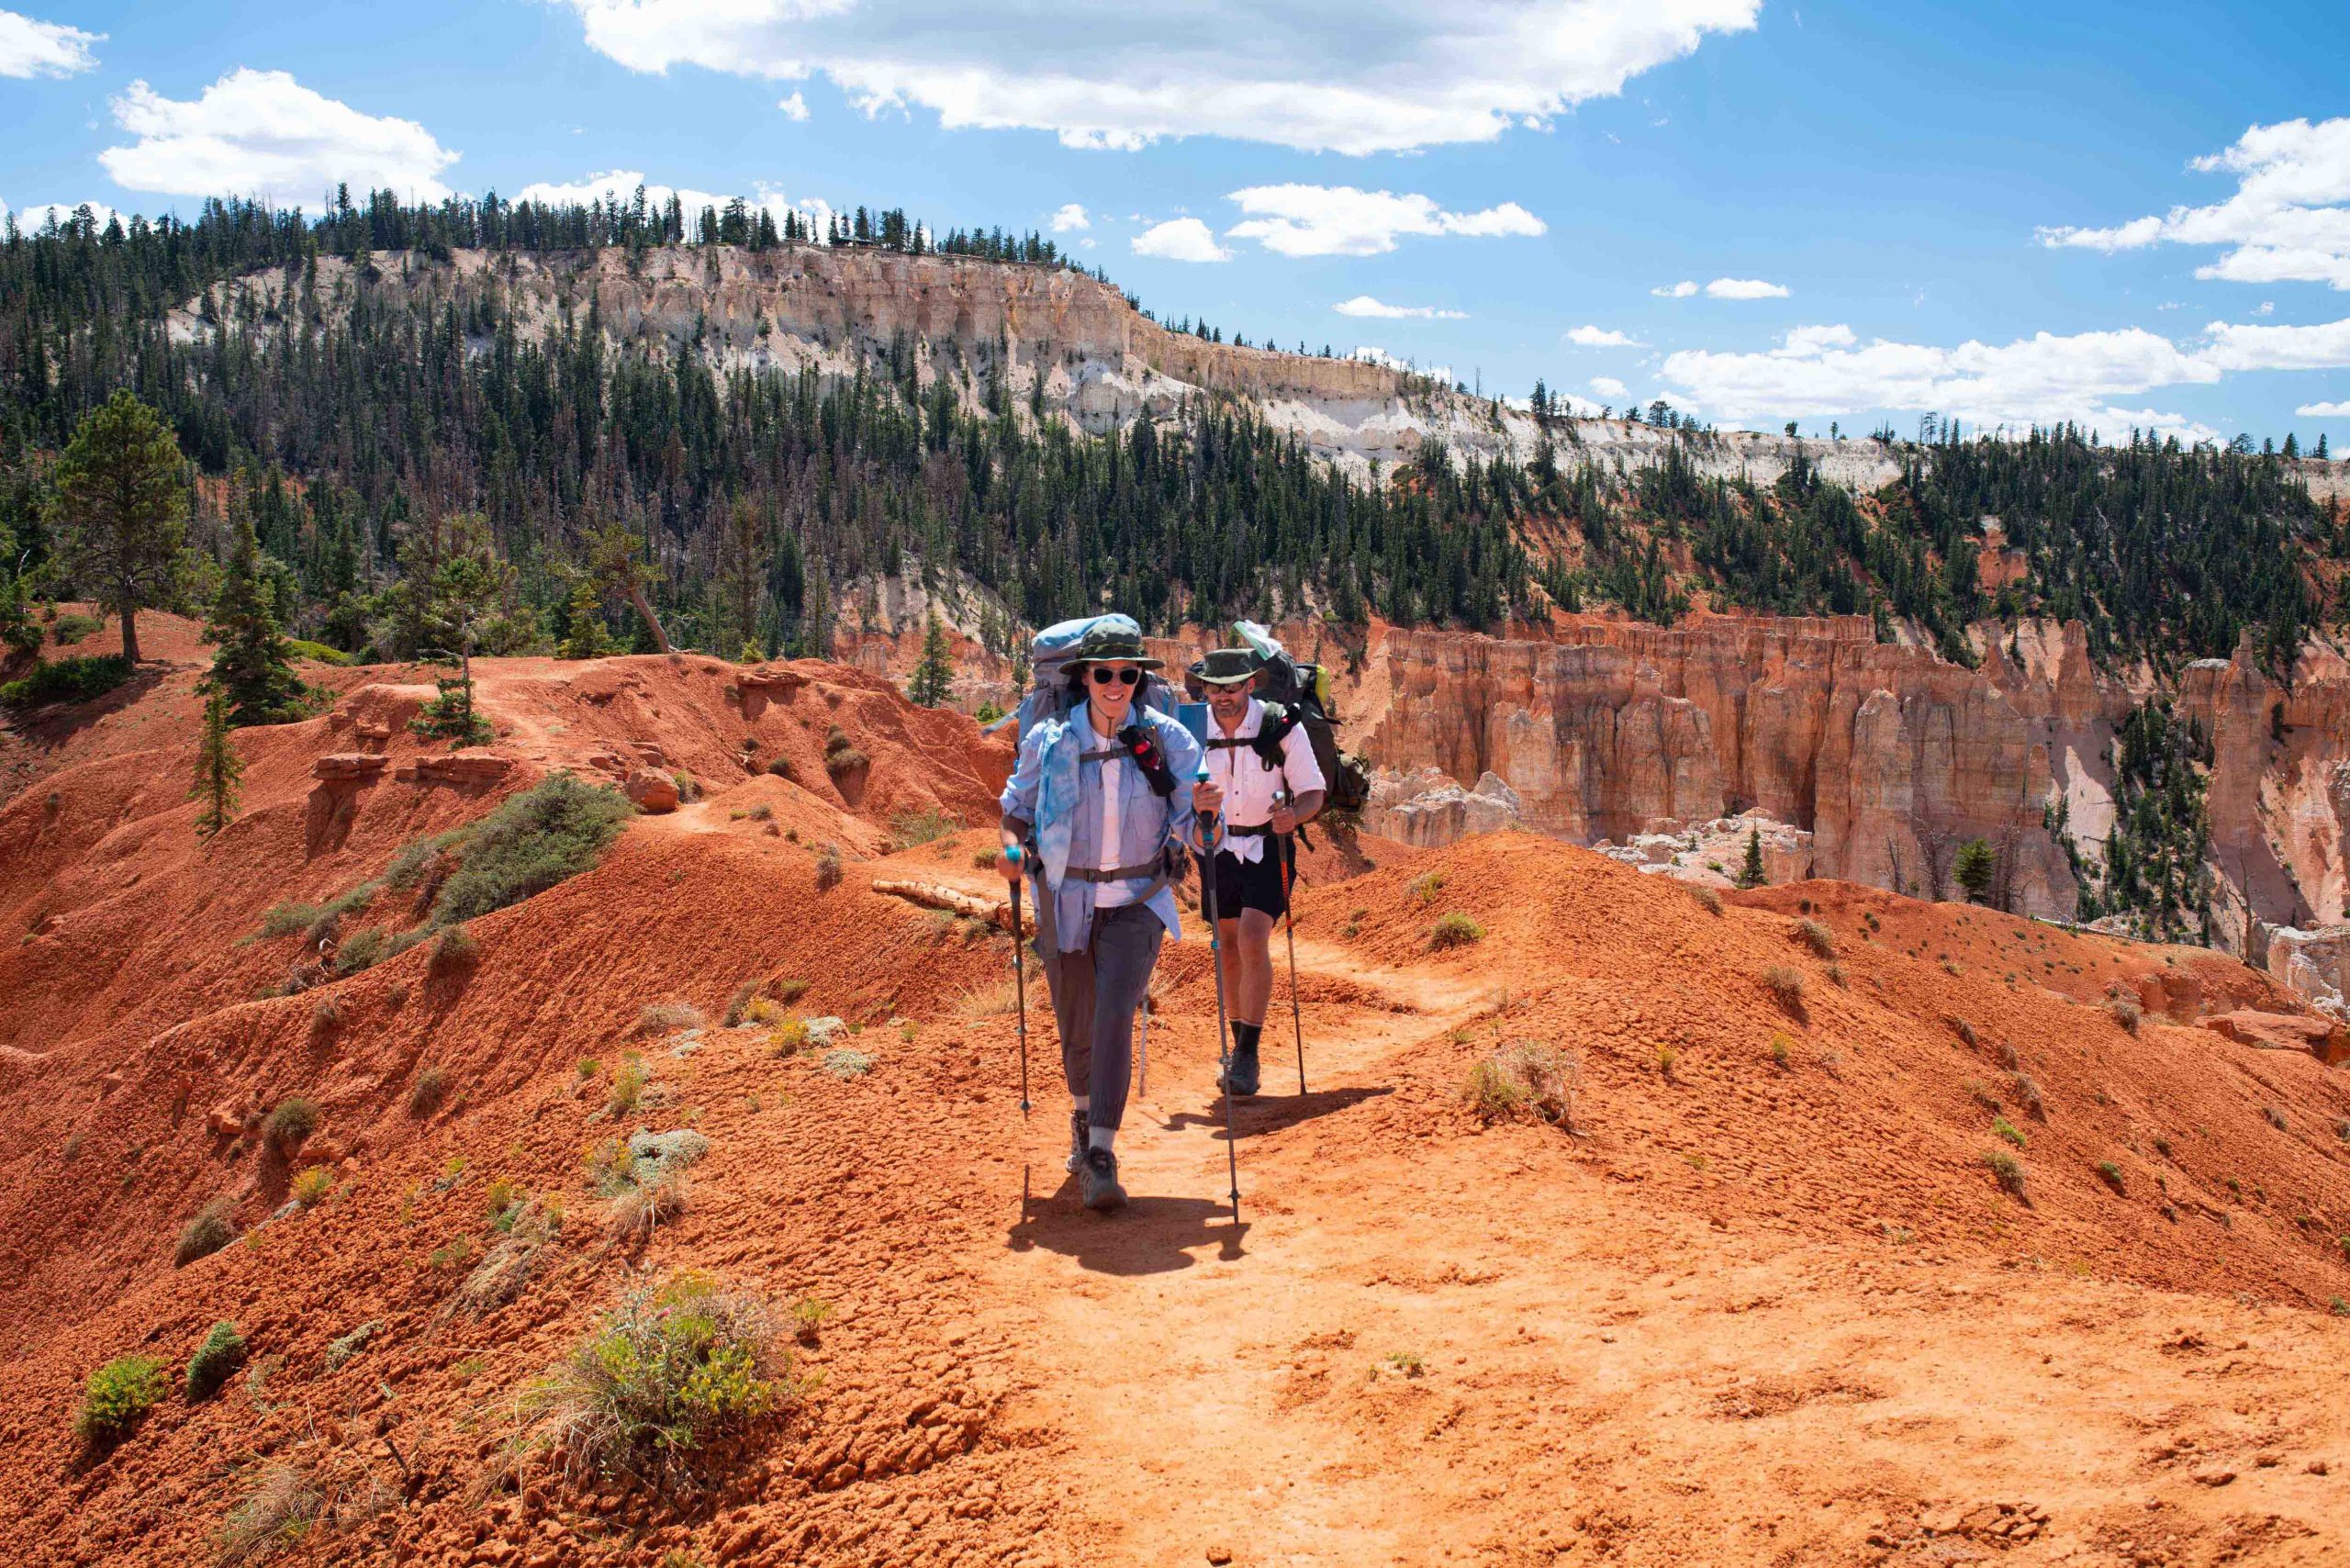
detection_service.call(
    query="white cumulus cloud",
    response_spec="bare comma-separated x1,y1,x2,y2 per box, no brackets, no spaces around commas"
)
1589,375,1630,398
1651,276,1789,299
558,0,1761,154
99,69,459,205
0,8,99,78
2199,315,2350,371
1334,295,1466,319
2038,116,2350,290
1659,320,2230,439
1049,202,1090,232
1132,216,1229,263
1223,184,1542,257
513,169,831,238
778,91,810,120
3,198,124,232
2298,399,2350,417
1564,324,1640,347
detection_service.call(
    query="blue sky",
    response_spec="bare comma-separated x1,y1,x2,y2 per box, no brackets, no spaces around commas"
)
5,0,2346,443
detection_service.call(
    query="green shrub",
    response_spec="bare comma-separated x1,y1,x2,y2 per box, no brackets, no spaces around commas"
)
176,1197,237,1265
428,925,479,981
74,1355,168,1446
185,1322,247,1402
1,654,131,710
1428,913,1483,950
765,756,796,781
1986,1149,2027,1199
1993,1115,2028,1149
331,926,387,975
50,610,103,644
263,1099,318,1156
2095,1160,2128,1195
428,773,634,927
1407,871,1445,907
285,638,356,666
258,902,325,939
513,1272,805,1491
291,1168,333,1209
609,1055,649,1114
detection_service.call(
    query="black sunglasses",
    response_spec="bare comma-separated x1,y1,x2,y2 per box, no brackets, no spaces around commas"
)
1088,666,1143,687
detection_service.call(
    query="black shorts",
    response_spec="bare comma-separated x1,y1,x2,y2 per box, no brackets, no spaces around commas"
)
1195,837,1292,918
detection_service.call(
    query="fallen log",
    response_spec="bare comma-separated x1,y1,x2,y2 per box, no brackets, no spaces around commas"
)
870,879,1029,934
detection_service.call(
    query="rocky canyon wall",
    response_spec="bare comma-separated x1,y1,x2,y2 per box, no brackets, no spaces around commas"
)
1343,616,2350,934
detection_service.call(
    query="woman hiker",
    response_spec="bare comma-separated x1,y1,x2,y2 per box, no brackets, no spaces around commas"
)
1186,647,1326,1096
997,622,1204,1212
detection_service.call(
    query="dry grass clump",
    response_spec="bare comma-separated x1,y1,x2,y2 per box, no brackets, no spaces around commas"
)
1986,1148,2028,1201
607,1054,650,1115
765,1018,812,1057
789,1296,834,1344
408,1065,449,1118
639,1002,706,1035
176,1197,237,1266
1687,883,1723,916
1795,917,1836,958
2012,1073,2046,1121
427,924,480,983
214,1462,323,1566
822,727,867,780
1944,1014,1978,1047
2261,1105,2288,1132
2107,994,2143,1035
890,807,961,850
1761,965,1807,1014
510,1272,807,1493
1460,1040,1581,1129
607,1167,688,1245
1428,913,1484,951
957,977,1021,1018
1407,871,1446,908
812,844,844,890
454,1200,563,1316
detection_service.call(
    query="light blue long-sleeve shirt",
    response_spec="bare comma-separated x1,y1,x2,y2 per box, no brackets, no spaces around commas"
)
1000,700,1203,954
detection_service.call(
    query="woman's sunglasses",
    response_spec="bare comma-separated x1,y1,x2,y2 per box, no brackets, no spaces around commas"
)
1088,666,1143,688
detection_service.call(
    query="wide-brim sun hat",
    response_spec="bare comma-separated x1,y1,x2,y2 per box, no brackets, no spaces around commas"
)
1068,623,1164,669
1192,647,1260,687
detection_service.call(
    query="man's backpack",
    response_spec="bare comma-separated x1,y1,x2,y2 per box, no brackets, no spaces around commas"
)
1009,613,1177,745
1229,622,1370,812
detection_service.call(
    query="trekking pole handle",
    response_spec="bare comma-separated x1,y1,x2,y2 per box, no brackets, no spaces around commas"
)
1005,845,1023,866
1194,767,1217,847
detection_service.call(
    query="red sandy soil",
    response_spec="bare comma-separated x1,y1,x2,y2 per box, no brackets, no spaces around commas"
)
3,632,2349,1566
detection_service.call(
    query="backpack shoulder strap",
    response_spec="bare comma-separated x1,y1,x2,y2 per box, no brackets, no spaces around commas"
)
1249,701,1297,770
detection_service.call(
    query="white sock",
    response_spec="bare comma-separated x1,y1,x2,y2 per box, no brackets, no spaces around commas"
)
1088,1126,1116,1154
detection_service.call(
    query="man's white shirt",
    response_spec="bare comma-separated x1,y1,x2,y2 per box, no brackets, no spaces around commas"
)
1203,697,1326,864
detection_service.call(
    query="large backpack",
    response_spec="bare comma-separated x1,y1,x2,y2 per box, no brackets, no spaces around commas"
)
1007,614,1177,745
1228,622,1370,812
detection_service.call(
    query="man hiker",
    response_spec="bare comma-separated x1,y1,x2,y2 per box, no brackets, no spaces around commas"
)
1187,647,1326,1096
998,622,1204,1212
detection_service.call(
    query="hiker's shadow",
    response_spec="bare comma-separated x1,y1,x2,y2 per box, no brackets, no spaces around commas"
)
1007,1169,1248,1275
1161,1084,1391,1141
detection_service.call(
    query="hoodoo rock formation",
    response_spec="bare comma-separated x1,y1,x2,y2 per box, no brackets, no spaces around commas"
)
1336,615,2350,937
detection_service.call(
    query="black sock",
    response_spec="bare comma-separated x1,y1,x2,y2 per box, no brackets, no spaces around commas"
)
1232,1021,1261,1054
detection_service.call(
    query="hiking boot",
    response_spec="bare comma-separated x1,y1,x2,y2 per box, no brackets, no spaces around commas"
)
1217,1042,1261,1097
1066,1107,1090,1174
1080,1146,1126,1212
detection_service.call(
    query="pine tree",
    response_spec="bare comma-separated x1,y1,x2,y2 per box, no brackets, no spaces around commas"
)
558,578,615,659
189,687,242,839
1736,827,1766,890
50,389,189,665
407,514,505,745
907,609,956,706
1953,839,1997,903
207,511,308,724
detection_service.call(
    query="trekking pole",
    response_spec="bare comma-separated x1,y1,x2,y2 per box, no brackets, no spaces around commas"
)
1006,846,1031,1119
1197,768,1241,1223
1273,790,1306,1096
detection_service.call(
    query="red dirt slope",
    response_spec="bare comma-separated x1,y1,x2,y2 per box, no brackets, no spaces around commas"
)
2,650,2347,1567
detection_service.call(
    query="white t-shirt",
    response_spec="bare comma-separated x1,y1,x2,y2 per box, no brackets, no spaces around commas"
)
1203,697,1326,863
1089,703,1135,908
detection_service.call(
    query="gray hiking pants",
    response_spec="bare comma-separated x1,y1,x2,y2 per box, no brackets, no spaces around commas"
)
1037,903,1164,1133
